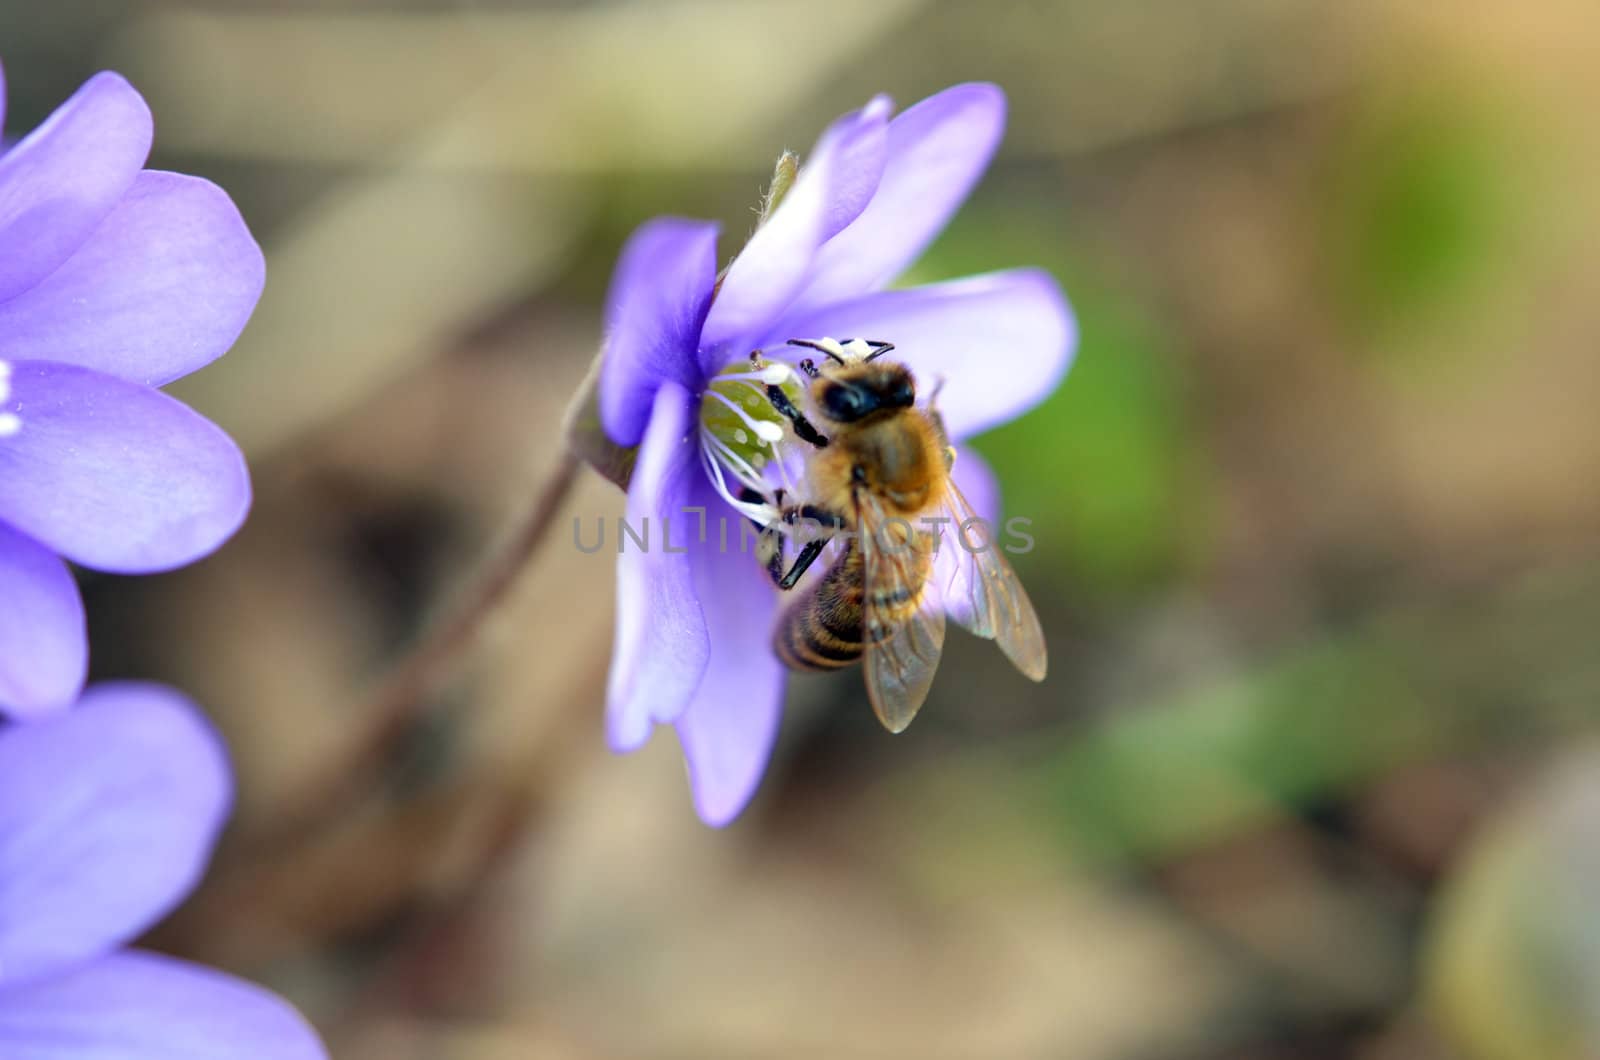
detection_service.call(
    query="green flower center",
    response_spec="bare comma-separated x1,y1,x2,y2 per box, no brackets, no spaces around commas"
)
696,357,804,521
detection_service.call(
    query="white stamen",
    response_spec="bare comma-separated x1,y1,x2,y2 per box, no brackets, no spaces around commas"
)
758,362,794,385
705,435,764,489
717,363,796,388
698,358,826,537
705,389,786,447
698,432,778,524
841,338,873,360
707,431,770,491
720,389,795,493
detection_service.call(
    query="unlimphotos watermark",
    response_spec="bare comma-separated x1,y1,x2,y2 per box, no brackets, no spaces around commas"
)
572,511,1035,556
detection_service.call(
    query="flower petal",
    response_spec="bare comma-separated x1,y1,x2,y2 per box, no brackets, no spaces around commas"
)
606,383,710,750
0,951,326,1060
951,443,1000,526
0,171,265,386
597,218,719,447
0,72,151,304
0,521,85,719
699,97,891,358
776,269,1075,440
935,445,1002,627
0,683,230,989
0,360,250,573
791,83,1007,314
674,479,786,827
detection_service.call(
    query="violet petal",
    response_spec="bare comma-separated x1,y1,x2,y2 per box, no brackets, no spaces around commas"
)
951,442,1001,526
0,683,230,990
0,171,265,386
792,83,1007,314
0,360,250,573
597,218,719,448
674,480,786,827
0,951,326,1060
0,72,151,304
699,97,890,359
775,268,1074,440
0,521,85,719
935,444,1003,627
606,383,711,750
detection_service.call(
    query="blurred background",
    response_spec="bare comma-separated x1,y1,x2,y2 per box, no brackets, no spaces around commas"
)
6,1,1600,1056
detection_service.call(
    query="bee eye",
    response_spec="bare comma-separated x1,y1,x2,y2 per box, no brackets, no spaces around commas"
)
824,385,871,421
888,380,915,408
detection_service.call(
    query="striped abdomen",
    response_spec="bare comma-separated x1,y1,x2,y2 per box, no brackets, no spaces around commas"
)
774,537,931,671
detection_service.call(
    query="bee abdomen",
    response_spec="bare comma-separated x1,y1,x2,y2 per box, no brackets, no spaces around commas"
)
775,550,864,672
776,612,862,671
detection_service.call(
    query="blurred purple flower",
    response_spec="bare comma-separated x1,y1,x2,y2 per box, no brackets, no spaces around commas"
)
593,84,1075,825
0,682,325,1058
0,64,261,719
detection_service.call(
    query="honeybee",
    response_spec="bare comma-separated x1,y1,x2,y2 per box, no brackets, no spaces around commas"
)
752,337,1047,732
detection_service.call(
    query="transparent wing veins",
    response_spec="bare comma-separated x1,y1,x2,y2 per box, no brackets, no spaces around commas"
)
856,488,945,733
934,481,1048,682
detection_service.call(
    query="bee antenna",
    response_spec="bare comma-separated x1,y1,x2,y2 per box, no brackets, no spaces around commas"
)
785,337,846,365
864,339,896,362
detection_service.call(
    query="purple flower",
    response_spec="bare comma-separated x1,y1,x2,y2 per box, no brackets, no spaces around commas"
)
0,64,262,719
0,682,325,1058
590,84,1075,825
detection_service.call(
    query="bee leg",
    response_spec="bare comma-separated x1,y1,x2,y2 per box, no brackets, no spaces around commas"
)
738,486,784,540
798,358,821,380
764,384,829,448
774,503,845,590
738,486,792,587
738,485,782,519
763,532,788,586
777,538,831,590
788,503,845,528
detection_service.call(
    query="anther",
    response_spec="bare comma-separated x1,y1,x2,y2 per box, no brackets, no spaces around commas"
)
758,363,794,386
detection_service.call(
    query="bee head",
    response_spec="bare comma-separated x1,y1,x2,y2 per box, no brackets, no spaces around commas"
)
814,361,916,424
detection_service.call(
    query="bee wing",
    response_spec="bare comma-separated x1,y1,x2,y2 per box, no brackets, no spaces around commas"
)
856,487,946,733
932,479,1048,682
